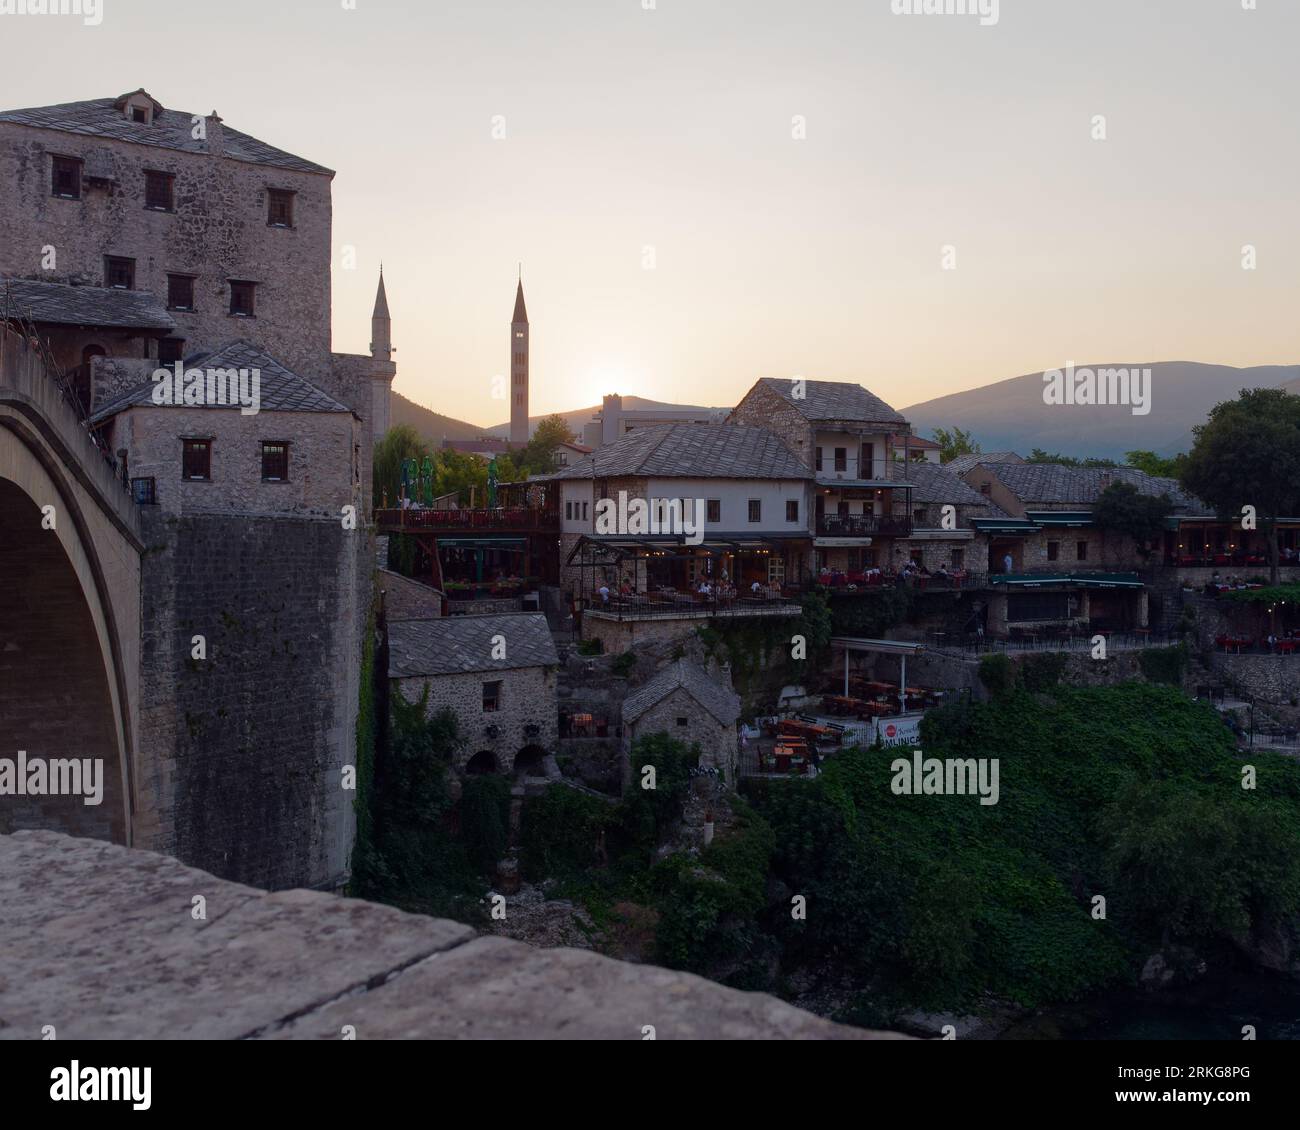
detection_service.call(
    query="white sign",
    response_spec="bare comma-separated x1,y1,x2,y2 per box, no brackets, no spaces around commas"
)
874,714,923,749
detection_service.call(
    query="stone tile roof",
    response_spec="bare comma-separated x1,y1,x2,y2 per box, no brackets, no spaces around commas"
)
622,658,741,726
88,340,351,422
891,460,999,509
756,377,906,425
0,96,333,176
945,451,1023,477
1,276,174,331
388,613,559,678
552,423,809,481
985,462,1208,513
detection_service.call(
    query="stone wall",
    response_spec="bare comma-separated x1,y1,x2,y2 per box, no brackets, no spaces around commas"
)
0,830,900,1040
0,119,334,382
109,404,359,519
133,510,362,891
395,664,558,774
728,381,816,467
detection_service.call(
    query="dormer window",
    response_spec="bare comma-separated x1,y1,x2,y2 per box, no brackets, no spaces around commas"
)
114,89,162,127
267,189,294,228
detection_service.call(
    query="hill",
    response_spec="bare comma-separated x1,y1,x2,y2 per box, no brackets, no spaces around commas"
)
389,391,490,445
903,362,1300,459
481,395,722,440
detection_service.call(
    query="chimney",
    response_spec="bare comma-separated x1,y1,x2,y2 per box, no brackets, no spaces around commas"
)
205,111,224,158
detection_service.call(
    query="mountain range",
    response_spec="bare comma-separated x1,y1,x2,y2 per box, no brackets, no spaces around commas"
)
394,362,1300,459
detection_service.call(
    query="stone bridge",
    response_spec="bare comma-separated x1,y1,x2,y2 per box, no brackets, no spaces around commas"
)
0,324,141,844
0,830,906,1040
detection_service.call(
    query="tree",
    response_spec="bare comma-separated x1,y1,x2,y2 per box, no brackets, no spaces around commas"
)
931,426,980,464
1092,481,1174,560
1026,448,1116,468
1124,449,1185,480
514,413,575,476
1181,389,1300,584
372,424,429,508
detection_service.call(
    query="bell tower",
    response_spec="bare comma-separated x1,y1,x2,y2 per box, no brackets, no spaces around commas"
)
510,275,529,447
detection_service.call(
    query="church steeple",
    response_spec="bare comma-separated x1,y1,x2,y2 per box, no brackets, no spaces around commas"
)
509,274,529,447
370,267,392,361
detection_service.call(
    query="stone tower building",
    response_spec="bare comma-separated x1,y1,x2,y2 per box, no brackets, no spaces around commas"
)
368,268,395,439
510,278,529,446
0,88,391,891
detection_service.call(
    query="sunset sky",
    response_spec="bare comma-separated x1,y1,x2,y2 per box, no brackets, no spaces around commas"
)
8,0,1298,426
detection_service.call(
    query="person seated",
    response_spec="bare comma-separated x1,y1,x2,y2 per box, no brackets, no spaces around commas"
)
619,580,632,597
751,580,763,595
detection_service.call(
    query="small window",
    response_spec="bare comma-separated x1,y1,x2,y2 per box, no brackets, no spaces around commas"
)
158,338,185,364
748,499,761,524
229,280,256,317
261,441,289,482
979,483,992,496
104,256,135,290
582,501,588,520
144,170,174,211
51,155,82,199
182,439,211,481
786,500,799,522
706,499,721,523
131,106,148,123
167,274,195,311
1047,541,1060,562
950,548,964,570
676,717,688,727
565,501,573,520
267,188,294,228
913,507,926,523
1076,540,1088,561
131,477,157,505
834,447,847,472
483,680,502,712
815,448,823,472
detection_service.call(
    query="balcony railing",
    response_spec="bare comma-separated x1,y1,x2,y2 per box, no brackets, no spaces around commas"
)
585,591,801,621
815,514,913,538
374,506,558,532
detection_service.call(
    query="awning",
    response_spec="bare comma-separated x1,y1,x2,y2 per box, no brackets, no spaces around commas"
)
830,637,926,655
1026,510,1093,528
970,519,1039,535
990,572,1143,589
815,477,914,490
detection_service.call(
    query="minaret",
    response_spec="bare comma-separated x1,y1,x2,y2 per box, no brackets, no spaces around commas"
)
368,267,395,439
370,267,392,362
510,275,529,447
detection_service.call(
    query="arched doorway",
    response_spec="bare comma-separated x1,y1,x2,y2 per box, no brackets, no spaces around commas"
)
465,750,499,775
512,745,548,779
0,478,126,841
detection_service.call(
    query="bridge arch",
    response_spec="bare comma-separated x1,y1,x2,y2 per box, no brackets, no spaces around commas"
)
1,365,140,844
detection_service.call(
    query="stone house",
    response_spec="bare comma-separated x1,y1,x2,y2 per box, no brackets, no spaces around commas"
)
554,422,813,598
387,613,560,777
728,378,917,574
621,658,742,786
886,461,1003,577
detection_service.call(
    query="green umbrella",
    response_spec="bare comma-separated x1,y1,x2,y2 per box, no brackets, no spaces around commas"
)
421,455,435,506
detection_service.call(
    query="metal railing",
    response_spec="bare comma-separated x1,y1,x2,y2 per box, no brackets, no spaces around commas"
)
815,514,913,537
585,591,801,621
925,628,1179,657
373,506,558,531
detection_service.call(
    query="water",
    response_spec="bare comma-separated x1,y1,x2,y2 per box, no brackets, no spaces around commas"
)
1002,970,1300,1040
